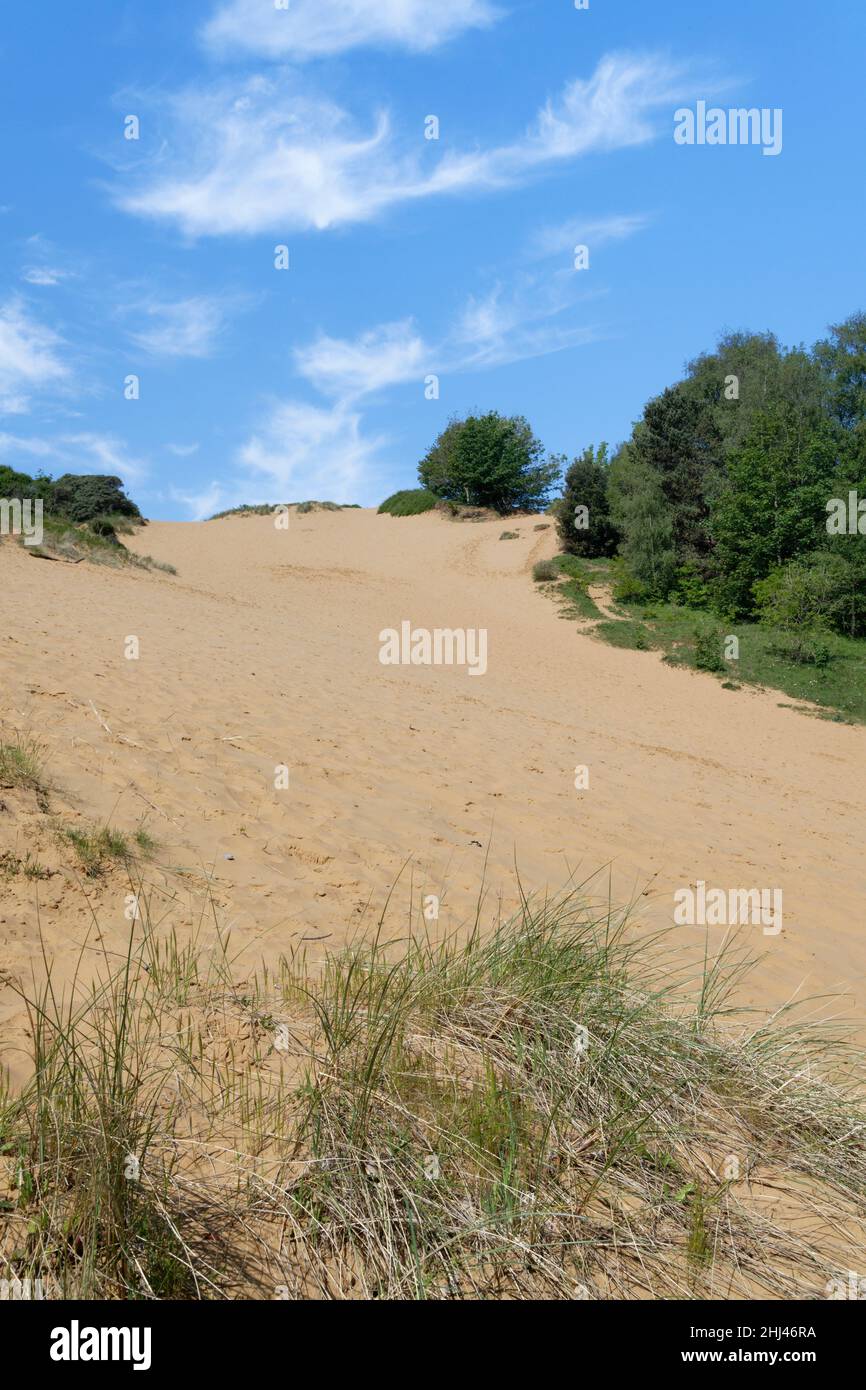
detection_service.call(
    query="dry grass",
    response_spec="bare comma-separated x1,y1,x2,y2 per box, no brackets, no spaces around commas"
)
1,885,864,1300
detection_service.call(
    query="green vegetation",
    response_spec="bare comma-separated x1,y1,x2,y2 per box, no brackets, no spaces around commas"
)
532,559,558,582
418,412,561,514
0,464,167,570
1,888,864,1298
555,443,619,557
528,309,866,719
59,823,157,879
0,737,47,795
378,488,439,516
209,501,361,519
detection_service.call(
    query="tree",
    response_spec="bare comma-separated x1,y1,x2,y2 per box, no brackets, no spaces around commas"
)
0,465,55,505
556,444,619,556
418,412,560,514
608,443,677,598
51,474,142,523
708,407,839,617
629,386,723,568
814,311,866,430
754,552,862,638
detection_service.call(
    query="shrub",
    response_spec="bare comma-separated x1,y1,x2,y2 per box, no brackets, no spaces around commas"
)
378,489,439,516
532,559,559,582
754,553,858,637
52,475,142,523
418,412,561,514
610,560,650,605
693,627,726,673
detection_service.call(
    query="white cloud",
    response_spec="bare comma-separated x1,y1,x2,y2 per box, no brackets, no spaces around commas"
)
529,213,651,259
238,399,382,501
0,299,69,415
0,431,148,484
166,441,200,457
117,54,701,237
127,296,226,357
294,320,430,400
202,0,498,60
22,267,68,287
170,481,233,521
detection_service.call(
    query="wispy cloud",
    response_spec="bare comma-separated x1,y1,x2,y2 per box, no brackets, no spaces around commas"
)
116,54,702,238
202,0,499,60
126,295,228,358
239,399,383,499
166,441,200,458
294,320,430,400
0,299,69,416
22,266,69,287
0,430,148,483
528,213,652,260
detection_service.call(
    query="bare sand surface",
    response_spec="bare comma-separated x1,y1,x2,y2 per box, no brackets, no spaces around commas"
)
2,508,865,1078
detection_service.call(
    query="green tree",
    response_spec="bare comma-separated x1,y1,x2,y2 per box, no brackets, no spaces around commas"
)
814,311,866,430
754,552,862,638
52,474,142,523
418,412,560,514
629,386,723,568
556,444,619,556
608,443,677,598
708,407,839,617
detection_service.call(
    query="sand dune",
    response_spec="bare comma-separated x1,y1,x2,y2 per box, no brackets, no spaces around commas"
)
2,507,865,1067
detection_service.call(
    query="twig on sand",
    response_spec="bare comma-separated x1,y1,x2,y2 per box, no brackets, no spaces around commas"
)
88,700,112,735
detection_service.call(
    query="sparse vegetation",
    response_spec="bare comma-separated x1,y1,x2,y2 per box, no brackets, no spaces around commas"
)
532,559,558,582
378,489,439,517
0,737,47,795
1,888,864,1299
59,823,156,879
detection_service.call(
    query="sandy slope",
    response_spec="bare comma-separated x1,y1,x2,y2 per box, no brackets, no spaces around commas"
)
2,509,865,1073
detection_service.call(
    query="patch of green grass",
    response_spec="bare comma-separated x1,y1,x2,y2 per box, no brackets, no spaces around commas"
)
378,488,439,517
607,601,866,723
0,850,52,881
59,822,157,878
595,618,656,650
0,737,46,794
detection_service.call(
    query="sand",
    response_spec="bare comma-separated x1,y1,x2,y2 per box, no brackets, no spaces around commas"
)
2,508,865,1076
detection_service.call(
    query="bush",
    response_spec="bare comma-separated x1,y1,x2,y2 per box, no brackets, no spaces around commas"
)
754,553,858,638
378,488,439,516
610,560,650,605
532,559,559,582
418,412,561,515
52,475,142,523
557,444,620,557
768,632,834,668
693,627,726,673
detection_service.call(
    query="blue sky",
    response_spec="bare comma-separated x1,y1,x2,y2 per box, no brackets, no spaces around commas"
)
1,0,863,519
